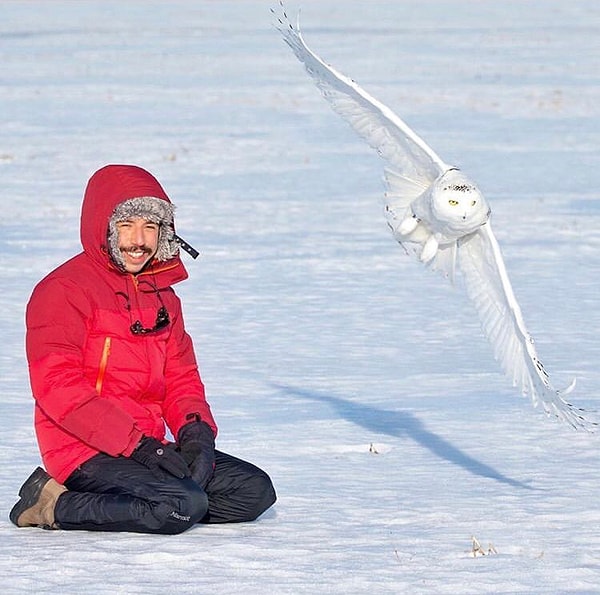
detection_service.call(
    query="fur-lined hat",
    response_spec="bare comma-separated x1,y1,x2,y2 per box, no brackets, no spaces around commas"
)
107,196,179,270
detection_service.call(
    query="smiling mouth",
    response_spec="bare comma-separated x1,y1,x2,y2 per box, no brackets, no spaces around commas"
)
123,248,151,260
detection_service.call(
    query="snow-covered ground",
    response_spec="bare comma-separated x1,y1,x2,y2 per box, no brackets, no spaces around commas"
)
1,1,599,592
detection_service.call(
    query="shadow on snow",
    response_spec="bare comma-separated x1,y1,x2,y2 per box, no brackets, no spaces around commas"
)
272,383,534,490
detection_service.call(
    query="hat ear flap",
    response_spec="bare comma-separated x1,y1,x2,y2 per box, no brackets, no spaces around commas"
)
155,222,180,261
106,218,126,270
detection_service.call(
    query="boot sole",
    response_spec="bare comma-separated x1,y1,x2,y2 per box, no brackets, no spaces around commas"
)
9,467,51,526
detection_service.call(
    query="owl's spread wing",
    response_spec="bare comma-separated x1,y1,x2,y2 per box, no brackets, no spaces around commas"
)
274,4,594,430
459,224,591,429
273,3,448,199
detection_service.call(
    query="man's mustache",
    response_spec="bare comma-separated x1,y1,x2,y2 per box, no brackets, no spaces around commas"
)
121,245,153,254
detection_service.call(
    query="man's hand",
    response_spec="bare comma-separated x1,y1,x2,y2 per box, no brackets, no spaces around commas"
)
178,420,216,489
131,436,191,479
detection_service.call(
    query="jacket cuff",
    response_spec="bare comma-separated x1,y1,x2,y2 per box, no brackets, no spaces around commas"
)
122,428,144,457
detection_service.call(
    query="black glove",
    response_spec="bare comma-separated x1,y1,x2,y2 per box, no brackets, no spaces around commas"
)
131,436,191,480
178,420,216,489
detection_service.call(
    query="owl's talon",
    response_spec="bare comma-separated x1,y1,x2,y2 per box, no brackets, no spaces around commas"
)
420,235,439,263
398,213,420,236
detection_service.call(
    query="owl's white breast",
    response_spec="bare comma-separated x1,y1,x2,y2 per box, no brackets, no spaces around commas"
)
412,169,490,243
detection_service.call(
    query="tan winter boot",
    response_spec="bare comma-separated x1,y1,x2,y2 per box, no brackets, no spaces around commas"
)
9,467,67,530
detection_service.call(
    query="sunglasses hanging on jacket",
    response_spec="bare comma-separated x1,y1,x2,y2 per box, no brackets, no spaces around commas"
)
116,278,171,336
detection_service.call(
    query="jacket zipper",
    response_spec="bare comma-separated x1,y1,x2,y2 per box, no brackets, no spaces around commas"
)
95,336,112,395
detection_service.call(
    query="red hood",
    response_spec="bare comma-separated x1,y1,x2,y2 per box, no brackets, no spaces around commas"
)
80,164,188,285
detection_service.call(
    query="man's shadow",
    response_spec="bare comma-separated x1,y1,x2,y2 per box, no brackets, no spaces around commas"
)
271,383,533,490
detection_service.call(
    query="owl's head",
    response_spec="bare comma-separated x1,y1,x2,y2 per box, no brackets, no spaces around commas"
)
430,169,490,233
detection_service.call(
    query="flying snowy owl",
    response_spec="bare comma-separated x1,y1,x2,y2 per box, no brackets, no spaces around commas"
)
272,3,595,430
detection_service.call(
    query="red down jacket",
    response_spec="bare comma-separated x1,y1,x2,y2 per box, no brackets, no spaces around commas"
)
26,165,217,484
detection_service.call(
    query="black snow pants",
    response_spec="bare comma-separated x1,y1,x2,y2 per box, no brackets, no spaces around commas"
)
54,450,276,534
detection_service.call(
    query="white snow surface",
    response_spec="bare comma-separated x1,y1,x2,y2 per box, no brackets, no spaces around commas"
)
1,1,599,593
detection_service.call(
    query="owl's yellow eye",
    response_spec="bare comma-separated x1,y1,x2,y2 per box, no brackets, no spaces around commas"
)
448,199,459,206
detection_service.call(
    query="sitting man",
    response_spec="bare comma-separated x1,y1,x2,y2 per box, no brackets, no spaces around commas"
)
10,164,276,534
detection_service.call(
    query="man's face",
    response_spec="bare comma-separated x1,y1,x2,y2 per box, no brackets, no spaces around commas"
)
115,217,160,274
